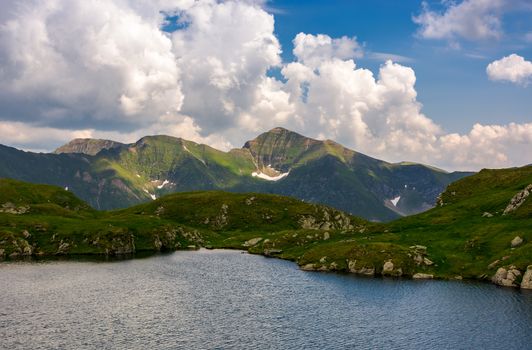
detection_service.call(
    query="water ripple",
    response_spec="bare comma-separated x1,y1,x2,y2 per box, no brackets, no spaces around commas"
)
1,250,531,350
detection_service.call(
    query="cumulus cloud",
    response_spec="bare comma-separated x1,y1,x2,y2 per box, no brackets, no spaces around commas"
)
0,0,530,171
170,0,282,133
413,0,505,42
0,0,184,131
486,54,532,85
292,33,362,67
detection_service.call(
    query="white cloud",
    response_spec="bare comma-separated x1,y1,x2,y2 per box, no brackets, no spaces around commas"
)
292,33,363,68
486,54,532,85
170,0,282,134
0,0,530,171
413,0,505,42
0,0,183,130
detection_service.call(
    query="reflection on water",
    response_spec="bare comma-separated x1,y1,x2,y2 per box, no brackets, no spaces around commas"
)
1,249,531,349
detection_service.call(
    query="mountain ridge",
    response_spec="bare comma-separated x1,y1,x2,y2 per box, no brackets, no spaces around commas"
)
0,127,473,221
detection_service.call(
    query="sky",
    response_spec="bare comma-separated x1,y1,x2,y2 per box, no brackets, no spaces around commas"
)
0,0,531,171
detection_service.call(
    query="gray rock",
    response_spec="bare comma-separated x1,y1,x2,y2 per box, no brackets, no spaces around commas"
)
423,257,434,266
488,260,500,269
413,273,433,279
521,266,532,289
347,260,375,276
243,237,262,247
301,263,316,271
511,236,523,247
503,184,532,215
410,245,427,253
264,249,282,257
383,260,403,276
383,260,394,273
492,266,521,287
482,212,493,218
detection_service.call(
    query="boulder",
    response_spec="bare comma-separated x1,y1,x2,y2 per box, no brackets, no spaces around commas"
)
301,263,316,271
482,212,493,218
383,260,394,273
511,236,523,247
521,266,532,289
423,257,434,266
243,237,262,247
382,261,402,276
413,273,433,279
491,266,521,287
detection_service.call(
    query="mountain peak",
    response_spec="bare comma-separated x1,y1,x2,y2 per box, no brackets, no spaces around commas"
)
54,138,125,156
243,127,324,172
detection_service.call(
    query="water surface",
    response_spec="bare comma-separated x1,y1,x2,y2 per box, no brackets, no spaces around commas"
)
1,250,531,349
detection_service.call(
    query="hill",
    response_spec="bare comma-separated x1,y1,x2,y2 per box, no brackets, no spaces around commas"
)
0,166,530,289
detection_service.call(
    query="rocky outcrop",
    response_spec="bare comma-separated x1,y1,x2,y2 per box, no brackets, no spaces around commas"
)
298,208,355,231
243,237,262,247
491,266,521,287
521,266,532,289
382,260,403,277
503,184,532,215
347,260,375,276
263,249,282,257
0,202,29,214
409,245,433,266
511,236,523,247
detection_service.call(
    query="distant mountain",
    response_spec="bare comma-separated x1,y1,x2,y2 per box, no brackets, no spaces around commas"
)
0,127,472,221
54,138,125,156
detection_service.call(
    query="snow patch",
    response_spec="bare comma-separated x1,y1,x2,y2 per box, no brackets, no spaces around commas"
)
143,188,156,200
390,196,401,206
252,171,290,181
157,179,170,189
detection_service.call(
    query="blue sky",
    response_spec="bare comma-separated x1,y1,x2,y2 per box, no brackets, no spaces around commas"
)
268,0,532,133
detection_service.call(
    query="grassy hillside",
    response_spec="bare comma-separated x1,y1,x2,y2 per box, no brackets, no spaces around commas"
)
1,167,529,288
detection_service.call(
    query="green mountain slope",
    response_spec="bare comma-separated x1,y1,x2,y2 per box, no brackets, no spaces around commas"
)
0,166,530,289
0,128,472,221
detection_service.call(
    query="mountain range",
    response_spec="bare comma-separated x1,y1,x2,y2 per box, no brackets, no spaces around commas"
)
0,127,472,221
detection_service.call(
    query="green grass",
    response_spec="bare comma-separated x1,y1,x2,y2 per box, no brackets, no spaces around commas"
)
0,166,530,286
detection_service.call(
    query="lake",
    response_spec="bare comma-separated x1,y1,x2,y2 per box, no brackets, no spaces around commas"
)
1,249,531,349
